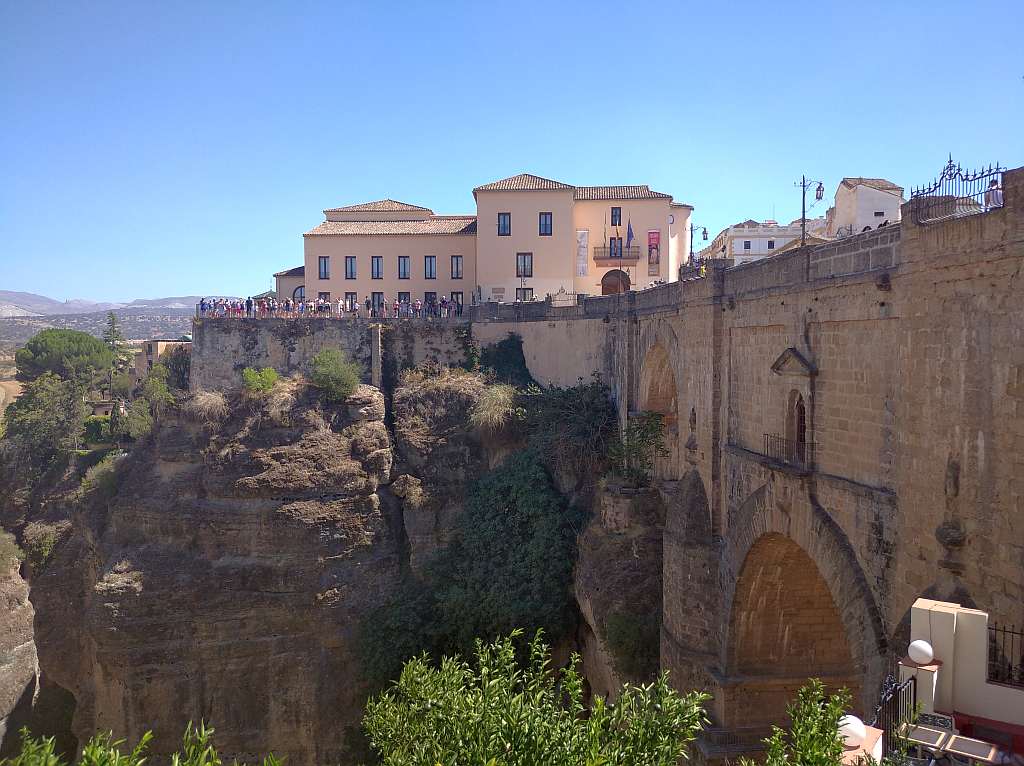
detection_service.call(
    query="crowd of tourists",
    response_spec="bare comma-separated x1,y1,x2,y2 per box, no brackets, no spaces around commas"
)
199,295,465,320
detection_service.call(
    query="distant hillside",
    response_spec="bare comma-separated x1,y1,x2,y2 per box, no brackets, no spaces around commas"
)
0,309,197,345
0,290,121,316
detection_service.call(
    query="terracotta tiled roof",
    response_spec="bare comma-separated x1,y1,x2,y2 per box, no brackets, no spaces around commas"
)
473,174,574,192
573,185,672,201
305,216,477,236
840,177,903,194
324,199,434,213
273,266,304,277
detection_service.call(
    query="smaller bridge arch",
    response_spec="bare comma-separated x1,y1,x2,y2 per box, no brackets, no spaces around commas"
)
638,341,680,479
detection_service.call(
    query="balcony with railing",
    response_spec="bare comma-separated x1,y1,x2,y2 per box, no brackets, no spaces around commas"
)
593,245,641,266
763,433,807,467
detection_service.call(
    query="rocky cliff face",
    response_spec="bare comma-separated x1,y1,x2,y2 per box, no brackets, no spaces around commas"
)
28,382,403,765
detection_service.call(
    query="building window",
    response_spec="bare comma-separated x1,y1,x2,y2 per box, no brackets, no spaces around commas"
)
344,291,357,309
293,285,305,300
539,212,552,236
397,291,410,305
516,252,533,278
451,255,463,279
611,207,621,226
424,255,437,279
767,240,775,250
371,256,383,279
743,240,751,250
516,287,534,302
318,292,330,301
874,211,885,217
787,390,808,465
344,256,356,279
318,256,330,279
398,256,410,279
450,291,463,307
424,291,437,309
609,237,623,258
497,212,511,236
371,292,384,311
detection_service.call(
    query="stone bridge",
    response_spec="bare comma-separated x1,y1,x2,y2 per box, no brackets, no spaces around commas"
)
190,168,1024,749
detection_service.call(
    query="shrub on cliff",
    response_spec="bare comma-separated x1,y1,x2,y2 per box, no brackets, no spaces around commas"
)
608,411,670,487
0,530,24,569
469,382,521,432
363,630,710,766
361,449,582,685
3,372,86,475
185,390,229,425
3,721,282,766
310,349,362,402
241,367,279,396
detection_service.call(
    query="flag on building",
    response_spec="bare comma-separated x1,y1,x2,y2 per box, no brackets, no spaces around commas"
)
626,220,634,249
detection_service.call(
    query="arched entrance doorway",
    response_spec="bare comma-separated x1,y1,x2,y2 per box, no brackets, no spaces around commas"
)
638,343,679,479
724,533,858,732
601,269,631,295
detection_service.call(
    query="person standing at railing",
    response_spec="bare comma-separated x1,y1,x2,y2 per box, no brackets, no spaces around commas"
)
985,179,1003,210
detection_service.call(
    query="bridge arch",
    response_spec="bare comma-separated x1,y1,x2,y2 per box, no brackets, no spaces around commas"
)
637,326,683,480
719,485,888,725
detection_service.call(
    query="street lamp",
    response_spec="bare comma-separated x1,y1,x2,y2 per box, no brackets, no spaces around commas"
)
794,175,825,247
689,223,709,263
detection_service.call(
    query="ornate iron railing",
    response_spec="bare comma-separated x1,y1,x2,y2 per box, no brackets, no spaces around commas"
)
911,157,1005,225
989,622,1024,687
869,674,917,758
763,433,806,466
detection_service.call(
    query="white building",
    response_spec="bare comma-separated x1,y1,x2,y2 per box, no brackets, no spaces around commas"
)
825,177,904,238
698,218,826,266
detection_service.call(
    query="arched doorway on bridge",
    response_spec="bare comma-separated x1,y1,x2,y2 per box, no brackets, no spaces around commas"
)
638,343,679,480
724,533,858,732
601,269,631,295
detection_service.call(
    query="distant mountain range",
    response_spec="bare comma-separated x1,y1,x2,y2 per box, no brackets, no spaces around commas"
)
0,290,208,318
0,290,237,345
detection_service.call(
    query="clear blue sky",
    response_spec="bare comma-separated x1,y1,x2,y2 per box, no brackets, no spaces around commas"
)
2,1,1021,302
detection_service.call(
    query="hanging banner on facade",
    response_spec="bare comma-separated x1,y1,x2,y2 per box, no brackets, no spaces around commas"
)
576,230,589,277
647,230,661,276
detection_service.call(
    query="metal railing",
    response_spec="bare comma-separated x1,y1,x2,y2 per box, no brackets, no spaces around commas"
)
869,674,917,758
988,622,1024,687
593,245,641,261
911,157,1005,225
763,433,806,466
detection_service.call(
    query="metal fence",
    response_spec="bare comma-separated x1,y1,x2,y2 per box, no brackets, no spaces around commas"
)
910,157,1005,225
869,674,917,758
989,622,1024,687
763,433,806,466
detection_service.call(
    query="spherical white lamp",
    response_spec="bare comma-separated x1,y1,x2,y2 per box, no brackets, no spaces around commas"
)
839,715,867,748
908,639,934,665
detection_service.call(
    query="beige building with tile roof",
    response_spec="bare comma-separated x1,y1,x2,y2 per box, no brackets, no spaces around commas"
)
280,174,693,308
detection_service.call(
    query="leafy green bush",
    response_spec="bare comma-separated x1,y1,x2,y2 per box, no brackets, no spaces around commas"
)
741,680,848,766
479,332,535,387
604,609,661,680
0,530,24,569
310,349,362,402
83,415,111,444
469,383,521,432
117,399,153,440
79,451,123,500
361,449,582,686
241,367,279,396
608,411,670,487
364,630,710,766
3,721,282,766
110,373,135,399
15,328,114,384
520,374,617,478
22,524,58,574
141,364,175,415
161,345,191,390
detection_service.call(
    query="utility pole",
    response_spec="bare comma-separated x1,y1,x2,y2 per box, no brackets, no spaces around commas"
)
794,175,825,247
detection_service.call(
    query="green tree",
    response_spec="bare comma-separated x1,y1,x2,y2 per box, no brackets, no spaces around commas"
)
241,367,279,395
141,364,174,415
364,630,710,766
608,411,670,487
310,349,362,402
101,312,135,377
15,329,114,384
161,345,191,390
3,372,86,473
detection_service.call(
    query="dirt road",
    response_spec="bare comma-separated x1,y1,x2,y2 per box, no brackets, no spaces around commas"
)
0,379,22,410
